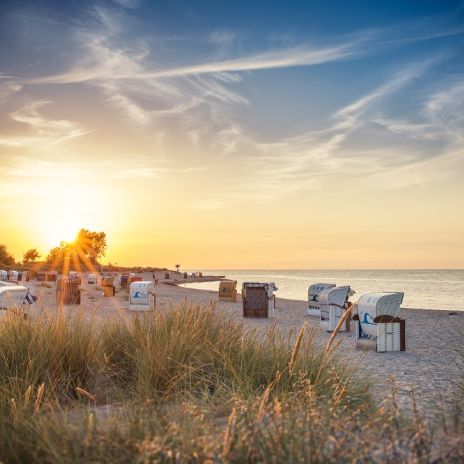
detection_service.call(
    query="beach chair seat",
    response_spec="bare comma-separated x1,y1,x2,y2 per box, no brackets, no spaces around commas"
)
219,280,238,302
354,292,405,352
102,285,116,297
307,283,336,316
319,286,355,332
242,282,277,318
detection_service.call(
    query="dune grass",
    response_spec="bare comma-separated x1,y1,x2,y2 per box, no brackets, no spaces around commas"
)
0,304,462,463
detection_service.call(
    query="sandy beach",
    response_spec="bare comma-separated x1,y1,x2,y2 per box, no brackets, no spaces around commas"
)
23,271,464,416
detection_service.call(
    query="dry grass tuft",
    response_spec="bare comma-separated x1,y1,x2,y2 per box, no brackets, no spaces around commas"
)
0,303,462,463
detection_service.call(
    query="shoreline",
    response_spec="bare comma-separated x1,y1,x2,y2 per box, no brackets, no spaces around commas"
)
177,279,463,313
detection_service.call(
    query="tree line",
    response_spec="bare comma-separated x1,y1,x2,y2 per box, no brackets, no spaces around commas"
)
0,229,107,271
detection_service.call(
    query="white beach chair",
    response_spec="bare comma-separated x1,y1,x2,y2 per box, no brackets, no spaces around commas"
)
319,286,355,332
354,292,405,352
0,285,35,316
128,281,156,311
8,270,19,282
307,283,336,317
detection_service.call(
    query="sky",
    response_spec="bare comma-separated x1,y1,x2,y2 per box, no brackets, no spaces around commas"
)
0,0,463,269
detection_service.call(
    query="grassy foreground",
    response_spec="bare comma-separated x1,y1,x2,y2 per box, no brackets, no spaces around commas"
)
0,304,462,463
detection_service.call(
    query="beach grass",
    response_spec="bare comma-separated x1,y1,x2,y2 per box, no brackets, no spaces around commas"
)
0,304,462,463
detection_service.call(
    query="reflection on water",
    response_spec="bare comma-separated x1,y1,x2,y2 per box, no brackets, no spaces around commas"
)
182,269,464,311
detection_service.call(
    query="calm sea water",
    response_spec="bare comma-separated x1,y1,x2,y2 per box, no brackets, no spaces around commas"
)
184,269,464,311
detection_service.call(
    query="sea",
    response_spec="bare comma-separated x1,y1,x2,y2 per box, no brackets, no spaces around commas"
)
183,269,464,311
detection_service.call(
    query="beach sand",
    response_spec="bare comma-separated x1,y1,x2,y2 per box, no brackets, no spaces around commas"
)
21,271,464,416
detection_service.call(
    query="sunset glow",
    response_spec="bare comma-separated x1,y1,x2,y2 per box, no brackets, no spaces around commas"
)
1,1,463,269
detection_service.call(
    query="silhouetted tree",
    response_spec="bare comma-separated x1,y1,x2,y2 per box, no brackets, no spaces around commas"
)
23,248,40,265
45,230,108,271
75,229,107,263
0,244,15,266
46,241,72,268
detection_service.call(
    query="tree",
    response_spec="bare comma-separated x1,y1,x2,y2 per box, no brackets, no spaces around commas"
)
75,229,107,263
23,248,40,265
0,244,15,266
46,245,64,267
45,230,108,272
46,242,72,268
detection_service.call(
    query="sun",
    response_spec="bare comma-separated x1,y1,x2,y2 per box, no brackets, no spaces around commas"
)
48,222,79,246
31,181,106,252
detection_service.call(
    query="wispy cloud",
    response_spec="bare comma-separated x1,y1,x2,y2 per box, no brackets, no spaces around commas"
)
0,154,201,183
0,100,91,148
193,57,463,208
0,81,22,104
30,39,359,85
210,30,237,45
1,3,463,210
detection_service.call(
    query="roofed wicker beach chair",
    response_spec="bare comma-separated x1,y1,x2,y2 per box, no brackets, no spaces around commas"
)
218,280,238,302
353,292,405,352
319,286,355,332
102,276,116,297
307,283,336,317
242,282,278,318
119,274,129,289
56,277,81,305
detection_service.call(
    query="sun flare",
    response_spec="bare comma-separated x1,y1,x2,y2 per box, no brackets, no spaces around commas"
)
26,181,106,253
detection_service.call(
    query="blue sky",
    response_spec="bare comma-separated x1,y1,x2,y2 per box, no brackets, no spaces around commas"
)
0,0,463,267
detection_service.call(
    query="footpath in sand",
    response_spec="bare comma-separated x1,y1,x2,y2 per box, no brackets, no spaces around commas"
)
25,271,464,415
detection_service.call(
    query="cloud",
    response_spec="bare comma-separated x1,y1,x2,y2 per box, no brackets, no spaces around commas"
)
1,3,463,210
372,79,464,145
112,0,140,9
210,30,236,45
0,81,22,104
192,58,463,208
0,100,92,148
0,154,199,182
31,41,359,85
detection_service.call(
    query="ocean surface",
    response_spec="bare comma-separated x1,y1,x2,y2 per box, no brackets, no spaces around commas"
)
183,269,464,311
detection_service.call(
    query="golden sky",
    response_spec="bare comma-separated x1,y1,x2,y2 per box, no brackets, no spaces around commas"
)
1,1,463,269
